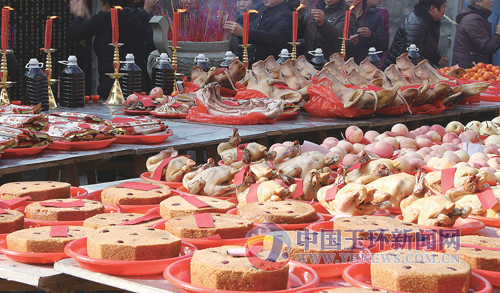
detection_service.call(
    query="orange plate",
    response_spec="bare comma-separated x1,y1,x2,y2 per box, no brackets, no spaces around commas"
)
123,109,153,115
394,215,486,235
311,203,390,221
22,205,120,226
164,258,320,293
0,220,40,243
65,238,196,276
151,112,188,119
295,288,352,293
114,131,173,144
468,215,500,228
47,138,116,151
139,172,184,188
153,220,270,249
227,208,323,231
473,268,500,287
0,240,68,264
387,207,402,214
2,145,48,158
342,263,492,293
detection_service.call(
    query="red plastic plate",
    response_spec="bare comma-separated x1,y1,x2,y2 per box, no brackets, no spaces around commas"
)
164,257,320,293
277,111,299,121
139,172,184,188
468,215,500,228
151,112,188,119
153,220,270,249
473,268,500,287
2,145,48,158
227,208,323,231
342,263,492,293
387,207,402,214
0,240,68,264
65,238,196,276
114,131,173,144
394,215,486,235
123,109,153,115
47,138,116,151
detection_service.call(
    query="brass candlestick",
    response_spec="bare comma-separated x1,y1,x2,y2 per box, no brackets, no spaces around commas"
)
0,49,14,104
169,45,181,92
339,37,348,60
239,44,251,70
288,42,300,61
41,48,60,109
104,43,126,105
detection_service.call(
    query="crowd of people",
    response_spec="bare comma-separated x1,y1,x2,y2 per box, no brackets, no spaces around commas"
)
50,0,500,100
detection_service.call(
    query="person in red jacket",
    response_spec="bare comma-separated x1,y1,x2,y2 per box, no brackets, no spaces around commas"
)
452,0,500,69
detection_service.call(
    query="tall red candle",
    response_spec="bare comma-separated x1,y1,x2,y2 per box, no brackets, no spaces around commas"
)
1,8,8,51
172,12,179,47
44,19,53,49
111,8,118,44
243,12,249,45
343,8,352,40
292,11,298,43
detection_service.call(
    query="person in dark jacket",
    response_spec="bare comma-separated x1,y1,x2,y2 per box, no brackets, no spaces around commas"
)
367,0,390,64
230,0,262,61
224,0,293,64
452,0,500,69
301,0,356,63
345,0,388,64
384,0,448,69
68,0,147,99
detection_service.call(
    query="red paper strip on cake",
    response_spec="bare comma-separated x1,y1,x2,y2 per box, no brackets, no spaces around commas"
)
50,112,105,123
45,122,115,141
0,114,48,130
0,102,41,114
0,126,52,148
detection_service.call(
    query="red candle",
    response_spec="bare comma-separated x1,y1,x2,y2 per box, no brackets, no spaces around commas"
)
1,8,9,51
44,19,53,49
172,12,179,47
243,12,249,45
292,11,298,43
111,8,118,44
343,10,351,40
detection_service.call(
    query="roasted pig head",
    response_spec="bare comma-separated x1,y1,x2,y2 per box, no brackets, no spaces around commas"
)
295,55,318,80
264,56,282,79
279,59,313,91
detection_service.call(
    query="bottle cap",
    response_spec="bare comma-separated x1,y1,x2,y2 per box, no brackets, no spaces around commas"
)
67,55,78,65
160,53,169,60
194,54,209,62
26,58,43,69
407,44,419,52
278,49,290,58
368,47,382,55
224,51,236,61
126,54,135,62
308,48,324,57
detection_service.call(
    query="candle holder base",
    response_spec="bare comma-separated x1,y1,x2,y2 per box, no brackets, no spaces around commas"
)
104,73,126,105
288,42,301,61
0,81,14,104
339,37,348,60
48,79,60,109
239,44,251,70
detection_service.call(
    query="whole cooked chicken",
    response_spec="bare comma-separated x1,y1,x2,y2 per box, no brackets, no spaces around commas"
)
272,141,334,179
317,183,391,215
217,128,242,165
301,167,332,201
366,173,416,208
182,164,239,197
424,163,487,199
454,185,500,218
146,147,196,182
347,159,400,182
402,194,471,227
236,169,297,205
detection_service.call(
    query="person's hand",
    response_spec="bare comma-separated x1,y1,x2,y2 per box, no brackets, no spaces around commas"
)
438,54,449,67
70,0,90,20
357,27,371,38
311,9,325,27
496,20,500,35
144,0,160,13
349,34,359,46
224,21,243,37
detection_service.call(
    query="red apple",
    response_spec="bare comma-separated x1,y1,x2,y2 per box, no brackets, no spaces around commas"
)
345,126,364,144
126,94,138,104
149,87,164,100
364,130,380,143
430,124,446,137
445,121,465,135
426,131,441,142
391,123,409,133
442,133,459,143
459,130,480,143
374,140,394,158
337,140,354,154
399,138,417,150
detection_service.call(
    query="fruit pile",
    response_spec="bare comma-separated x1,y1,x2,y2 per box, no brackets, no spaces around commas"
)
439,63,500,82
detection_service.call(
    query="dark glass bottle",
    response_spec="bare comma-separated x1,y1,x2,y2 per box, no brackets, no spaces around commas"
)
152,53,175,95
407,44,421,65
277,49,290,65
220,51,236,69
368,47,382,70
120,53,142,96
59,55,85,108
194,54,211,72
24,58,49,111
308,48,327,71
